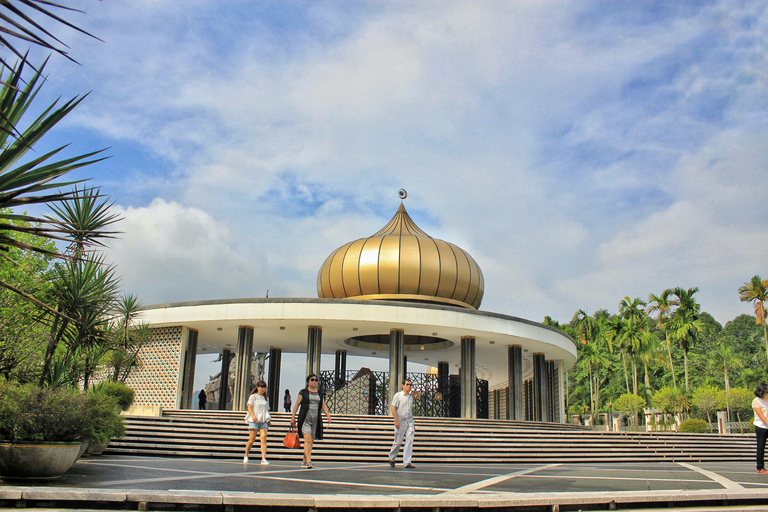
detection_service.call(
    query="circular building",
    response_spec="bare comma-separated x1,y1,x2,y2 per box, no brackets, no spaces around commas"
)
130,195,577,422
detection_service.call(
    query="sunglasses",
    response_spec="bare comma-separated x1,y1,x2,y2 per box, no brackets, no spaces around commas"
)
309,378,318,382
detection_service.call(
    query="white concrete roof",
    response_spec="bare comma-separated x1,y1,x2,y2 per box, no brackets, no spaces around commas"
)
137,298,577,386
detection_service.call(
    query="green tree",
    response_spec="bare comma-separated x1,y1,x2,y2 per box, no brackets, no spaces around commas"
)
708,337,743,421
0,59,106,309
669,287,704,391
691,385,719,424
0,210,56,380
40,254,120,387
653,386,687,429
637,330,665,406
738,275,768,366
716,387,753,428
648,289,678,388
614,393,645,428
105,294,150,384
616,297,652,396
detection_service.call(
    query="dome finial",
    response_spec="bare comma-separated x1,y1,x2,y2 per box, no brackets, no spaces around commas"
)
398,188,407,200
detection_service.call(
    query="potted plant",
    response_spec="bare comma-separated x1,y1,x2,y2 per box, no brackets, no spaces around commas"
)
85,382,133,455
0,381,124,479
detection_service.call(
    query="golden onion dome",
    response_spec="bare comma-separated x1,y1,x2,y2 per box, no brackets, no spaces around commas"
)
317,196,484,309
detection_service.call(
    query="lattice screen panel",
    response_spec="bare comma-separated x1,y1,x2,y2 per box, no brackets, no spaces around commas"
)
124,326,183,408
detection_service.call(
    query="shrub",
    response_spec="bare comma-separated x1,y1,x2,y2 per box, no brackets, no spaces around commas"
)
83,390,125,445
92,382,134,411
0,381,124,443
679,418,707,433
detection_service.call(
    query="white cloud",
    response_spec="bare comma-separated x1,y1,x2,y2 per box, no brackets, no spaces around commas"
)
103,199,267,304
20,0,768,326
559,129,768,323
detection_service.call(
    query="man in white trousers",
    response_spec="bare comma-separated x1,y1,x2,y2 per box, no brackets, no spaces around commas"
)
388,378,415,468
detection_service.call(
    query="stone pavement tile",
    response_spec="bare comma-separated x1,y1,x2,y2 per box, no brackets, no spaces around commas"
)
396,493,478,508
314,495,400,508
20,488,127,502
221,491,315,507
0,487,24,499
126,490,222,504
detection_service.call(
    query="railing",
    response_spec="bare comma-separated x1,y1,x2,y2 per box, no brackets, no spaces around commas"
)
319,369,488,418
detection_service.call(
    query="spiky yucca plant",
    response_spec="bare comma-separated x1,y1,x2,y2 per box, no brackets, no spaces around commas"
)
0,58,107,310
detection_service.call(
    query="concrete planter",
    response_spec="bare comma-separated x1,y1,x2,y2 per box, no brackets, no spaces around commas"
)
85,440,109,455
76,440,90,460
0,442,81,480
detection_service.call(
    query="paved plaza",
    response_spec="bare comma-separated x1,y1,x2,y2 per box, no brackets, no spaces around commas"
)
2,455,768,510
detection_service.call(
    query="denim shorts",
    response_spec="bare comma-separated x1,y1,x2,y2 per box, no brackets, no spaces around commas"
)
248,421,269,430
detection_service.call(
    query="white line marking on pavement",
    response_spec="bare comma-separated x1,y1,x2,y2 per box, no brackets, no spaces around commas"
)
677,462,745,490
442,464,560,494
90,464,450,493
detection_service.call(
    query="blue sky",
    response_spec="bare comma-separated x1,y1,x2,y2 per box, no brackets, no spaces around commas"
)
13,0,768,332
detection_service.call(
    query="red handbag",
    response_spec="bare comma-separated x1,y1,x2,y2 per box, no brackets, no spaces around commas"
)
283,426,301,449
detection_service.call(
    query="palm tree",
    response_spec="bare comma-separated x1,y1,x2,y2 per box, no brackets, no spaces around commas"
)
0,59,106,310
601,315,631,394
572,310,611,413
107,293,150,383
709,338,744,421
45,186,121,259
647,289,678,388
618,297,648,395
0,1,98,71
40,254,120,386
738,275,768,365
669,287,704,391
637,330,665,406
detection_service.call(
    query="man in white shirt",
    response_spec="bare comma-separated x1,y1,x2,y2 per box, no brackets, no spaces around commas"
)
388,379,415,468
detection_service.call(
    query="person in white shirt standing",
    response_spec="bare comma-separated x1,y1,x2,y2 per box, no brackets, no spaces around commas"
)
244,380,271,465
388,378,415,468
753,382,768,473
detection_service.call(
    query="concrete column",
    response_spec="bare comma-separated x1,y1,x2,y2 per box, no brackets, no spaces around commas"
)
460,336,476,419
267,347,282,412
507,344,523,420
437,361,449,416
177,328,198,409
557,360,566,423
533,353,549,422
218,348,232,410
547,360,556,422
388,329,405,404
334,350,347,389
306,326,322,378
233,326,254,411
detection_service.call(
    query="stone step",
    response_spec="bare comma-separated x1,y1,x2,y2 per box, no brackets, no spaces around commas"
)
107,410,754,463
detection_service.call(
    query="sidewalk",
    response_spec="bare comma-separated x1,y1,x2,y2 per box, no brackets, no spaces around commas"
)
2,455,768,510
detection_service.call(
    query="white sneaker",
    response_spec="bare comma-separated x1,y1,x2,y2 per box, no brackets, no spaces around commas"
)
261,459,270,465
243,456,249,463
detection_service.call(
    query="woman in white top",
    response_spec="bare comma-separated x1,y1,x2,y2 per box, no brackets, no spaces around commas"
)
752,382,768,473
244,380,271,465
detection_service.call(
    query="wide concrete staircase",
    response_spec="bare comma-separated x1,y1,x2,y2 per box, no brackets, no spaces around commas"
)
106,410,754,464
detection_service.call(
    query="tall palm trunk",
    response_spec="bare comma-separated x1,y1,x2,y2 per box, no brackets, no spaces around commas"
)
40,309,67,386
683,350,690,391
724,363,731,421
594,370,601,412
643,361,652,406
631,358,638,395
665,335,677,388
622,354,630,393
588,364,594,413
763,324,768,366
